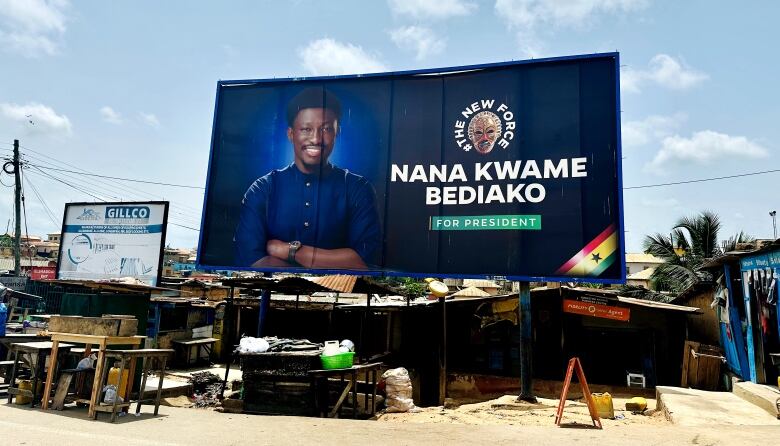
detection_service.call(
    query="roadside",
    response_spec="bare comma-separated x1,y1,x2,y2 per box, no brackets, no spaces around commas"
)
2,402,778,446
377,394,666,427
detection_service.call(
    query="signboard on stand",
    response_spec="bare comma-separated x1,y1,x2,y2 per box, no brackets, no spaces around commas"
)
56,202,169,286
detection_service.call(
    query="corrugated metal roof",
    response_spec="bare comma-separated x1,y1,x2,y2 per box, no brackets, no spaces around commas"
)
311,275,357,293
463,279,500,289
452,286,491,297
625,253,664,264
617,296,700,313
0,258,52,269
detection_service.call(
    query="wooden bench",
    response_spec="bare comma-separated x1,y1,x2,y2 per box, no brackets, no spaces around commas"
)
172,338,216,367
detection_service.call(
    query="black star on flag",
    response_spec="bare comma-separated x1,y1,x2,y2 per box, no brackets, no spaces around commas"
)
591,253,602,263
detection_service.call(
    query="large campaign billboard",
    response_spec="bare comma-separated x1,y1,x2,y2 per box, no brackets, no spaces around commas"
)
57,202,169,286
198,53,625,283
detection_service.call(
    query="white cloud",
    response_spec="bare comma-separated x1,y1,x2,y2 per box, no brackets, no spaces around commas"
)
99,106,122,124
389,26,445,60
622,113,686,148
299,38,387,76
495,0,647,29
0,0,69,57
139,112,160,128
646,130,769,174
622,54,708,93
388,0,476,20
495,0,648,58
0,102,71,134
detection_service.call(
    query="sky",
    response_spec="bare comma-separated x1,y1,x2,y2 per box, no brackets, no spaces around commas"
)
0,0,778,254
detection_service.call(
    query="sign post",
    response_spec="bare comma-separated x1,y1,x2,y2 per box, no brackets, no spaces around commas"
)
518,281,536,402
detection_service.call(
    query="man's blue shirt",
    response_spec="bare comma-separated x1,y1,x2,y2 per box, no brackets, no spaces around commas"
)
234,163,381,267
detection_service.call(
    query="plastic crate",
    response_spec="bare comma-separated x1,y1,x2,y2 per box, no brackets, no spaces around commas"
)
320,352,354,370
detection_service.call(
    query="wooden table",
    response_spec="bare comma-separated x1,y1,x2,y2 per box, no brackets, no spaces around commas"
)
172,337,216,367
94,349,174,422
6,341,73,407
0,334,50,359
308,362,382,418
41,333,145,417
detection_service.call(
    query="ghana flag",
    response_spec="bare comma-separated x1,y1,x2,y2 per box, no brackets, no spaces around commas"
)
556,225,618,277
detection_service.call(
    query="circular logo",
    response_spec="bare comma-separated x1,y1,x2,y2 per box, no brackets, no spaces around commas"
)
67,234,92,264
453,99,516,155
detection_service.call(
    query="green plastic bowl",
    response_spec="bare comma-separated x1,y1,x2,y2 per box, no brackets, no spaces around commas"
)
320,352,354,370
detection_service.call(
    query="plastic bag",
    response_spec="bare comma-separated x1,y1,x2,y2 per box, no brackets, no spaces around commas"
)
76,353,97,370
236,336,270,354
103,385,123,405
381,367,417,413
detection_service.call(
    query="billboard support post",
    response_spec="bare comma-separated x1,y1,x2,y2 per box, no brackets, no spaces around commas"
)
257,288,271,337
518,281,537,403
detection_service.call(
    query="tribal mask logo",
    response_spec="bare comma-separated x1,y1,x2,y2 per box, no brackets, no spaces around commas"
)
453,99,516,155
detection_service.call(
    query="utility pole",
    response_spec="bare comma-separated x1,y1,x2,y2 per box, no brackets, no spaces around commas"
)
13,139,21,276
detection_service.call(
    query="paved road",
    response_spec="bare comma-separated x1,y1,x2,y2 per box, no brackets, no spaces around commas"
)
1,403,778,445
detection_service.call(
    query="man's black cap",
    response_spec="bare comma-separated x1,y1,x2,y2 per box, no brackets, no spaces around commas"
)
286,87,342,126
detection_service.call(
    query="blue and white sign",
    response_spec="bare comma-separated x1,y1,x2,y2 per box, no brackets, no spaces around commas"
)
57,202,169,286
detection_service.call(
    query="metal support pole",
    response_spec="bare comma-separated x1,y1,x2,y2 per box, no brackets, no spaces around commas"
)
518,281,537,402
438,295,447,405
257,289,270,337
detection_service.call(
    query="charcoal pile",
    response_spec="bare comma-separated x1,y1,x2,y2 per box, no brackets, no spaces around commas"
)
188,371,222,408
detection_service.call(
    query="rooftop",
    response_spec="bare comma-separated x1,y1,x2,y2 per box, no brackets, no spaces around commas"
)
625,253,664,264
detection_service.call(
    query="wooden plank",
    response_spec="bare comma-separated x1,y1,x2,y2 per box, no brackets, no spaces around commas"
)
41,339,59,410
88,339,108,418
172,337,217,346
50,333,144,346
51,372,74,410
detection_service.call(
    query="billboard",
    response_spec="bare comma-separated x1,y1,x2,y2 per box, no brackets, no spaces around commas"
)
57,202,169,286
198,53,625,283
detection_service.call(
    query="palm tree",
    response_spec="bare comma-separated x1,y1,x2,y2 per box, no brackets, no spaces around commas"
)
642,211,724,293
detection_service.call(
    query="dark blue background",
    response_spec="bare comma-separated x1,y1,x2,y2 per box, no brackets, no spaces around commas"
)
198,54,624,282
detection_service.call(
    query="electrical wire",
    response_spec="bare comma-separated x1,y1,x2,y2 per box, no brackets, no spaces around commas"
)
26,162,204,189
26,168,201,232
20,169,34,267
18,148,203,217
623,168,780,190
24,174,60,227
19,153,202,224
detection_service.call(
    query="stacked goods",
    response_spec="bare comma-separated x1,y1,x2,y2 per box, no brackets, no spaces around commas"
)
382,367,417,413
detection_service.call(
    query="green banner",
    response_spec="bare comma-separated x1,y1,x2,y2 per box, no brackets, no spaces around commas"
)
430,215,541,231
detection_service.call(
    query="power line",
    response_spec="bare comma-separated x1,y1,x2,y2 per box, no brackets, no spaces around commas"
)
28,163,205,190
624,168,780,190
27,168,201,232
19,152,203,220
24,174,59,227
14,143,205,216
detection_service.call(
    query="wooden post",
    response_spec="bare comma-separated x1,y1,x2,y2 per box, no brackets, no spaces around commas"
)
518,281,536,402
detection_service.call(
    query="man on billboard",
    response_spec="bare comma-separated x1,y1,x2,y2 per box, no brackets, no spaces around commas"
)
234,87,381,269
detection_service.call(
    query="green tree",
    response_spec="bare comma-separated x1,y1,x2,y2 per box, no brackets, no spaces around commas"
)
642,211,747,294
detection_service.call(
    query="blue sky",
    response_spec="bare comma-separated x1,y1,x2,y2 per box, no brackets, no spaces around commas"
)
0,0,778,253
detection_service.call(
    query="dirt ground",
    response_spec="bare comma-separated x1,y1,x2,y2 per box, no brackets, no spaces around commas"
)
376,394,668,427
